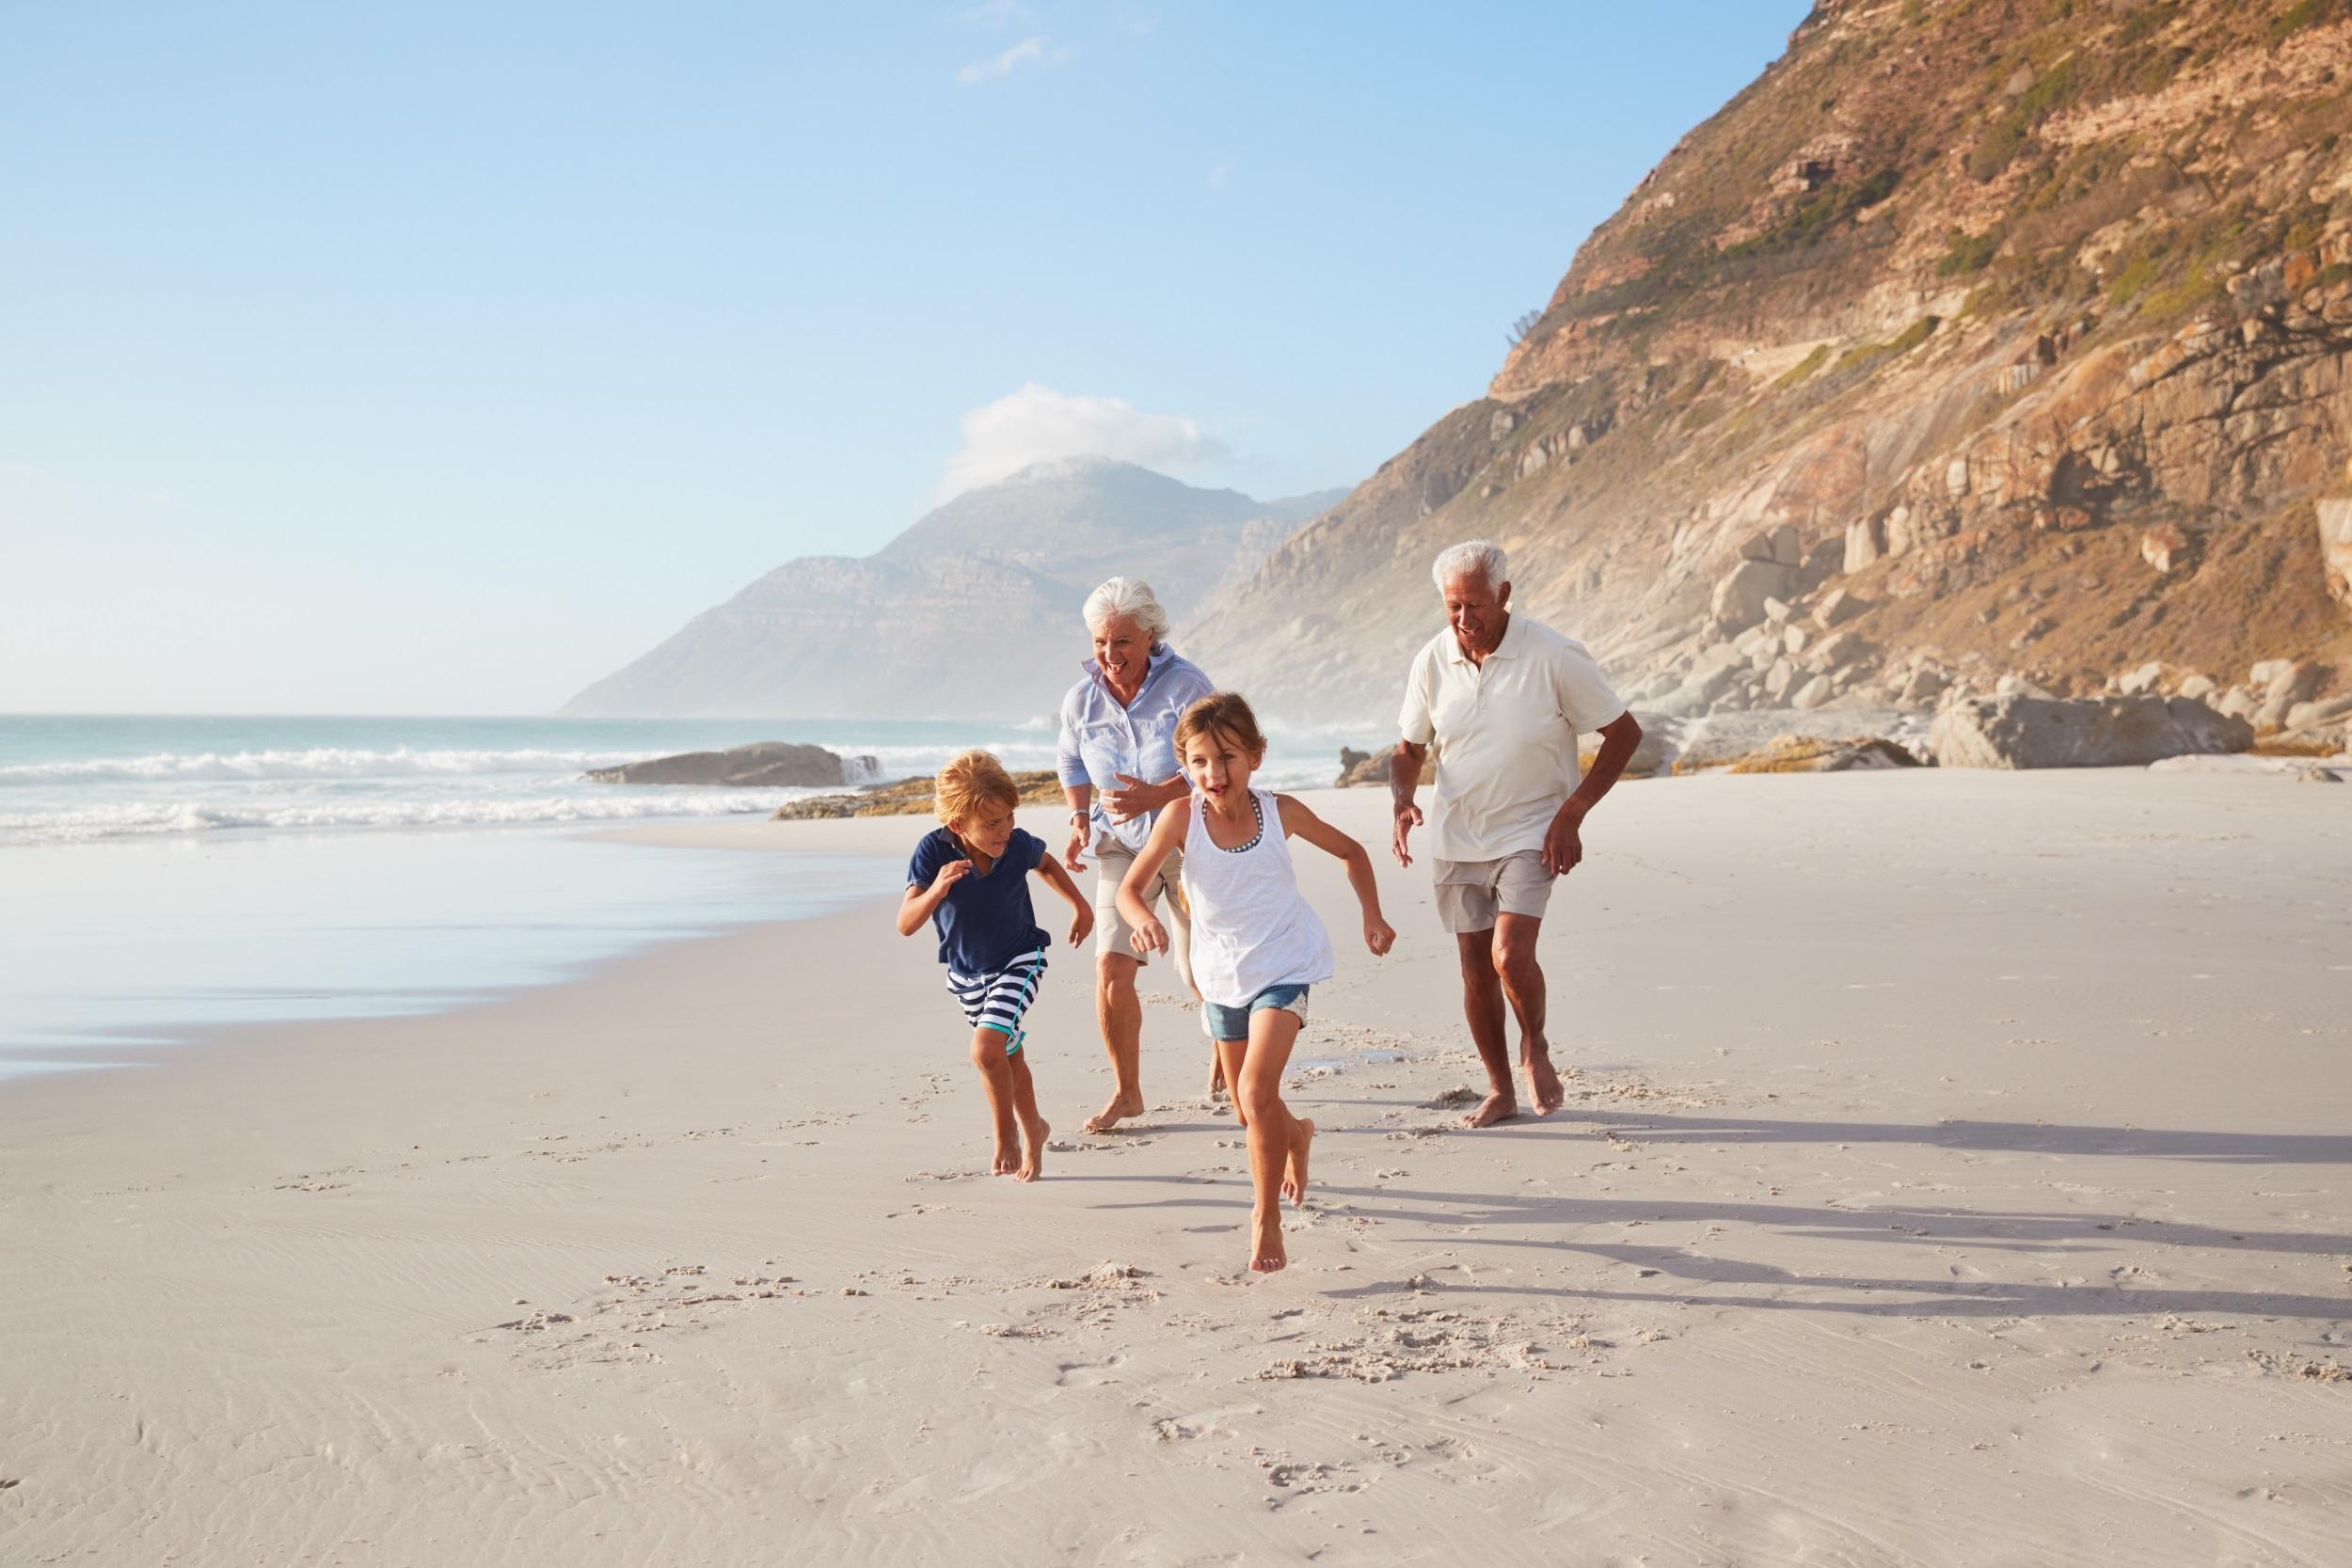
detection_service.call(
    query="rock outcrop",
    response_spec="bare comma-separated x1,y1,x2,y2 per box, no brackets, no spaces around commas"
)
1187,1,2352,731
1930,694,2252,769
771,769,1065,820
586,742,876,787
1721,736,1922,774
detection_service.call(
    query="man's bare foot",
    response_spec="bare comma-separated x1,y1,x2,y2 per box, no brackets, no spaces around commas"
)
1524,1052,1565,1117
1281,1118,1315,1207
1083,1092,1146,1133
991,1137,1021,1176
1248,1210,1287,1274
1017,1114,1050,1182
1463,1091,1519,1129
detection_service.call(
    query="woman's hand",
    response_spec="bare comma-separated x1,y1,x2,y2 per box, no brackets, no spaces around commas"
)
1364,916,1395,957
1129,915,1169,957
1068,904,1096,948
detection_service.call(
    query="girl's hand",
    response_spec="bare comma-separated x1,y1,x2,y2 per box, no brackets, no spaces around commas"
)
1129,915,1169,957
1365,916,1395,957
932,858,975,894
1068,904,1096,948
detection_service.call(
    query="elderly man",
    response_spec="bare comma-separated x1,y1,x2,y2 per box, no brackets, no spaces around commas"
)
1390,540,1644,1129
1057,577,1215,1132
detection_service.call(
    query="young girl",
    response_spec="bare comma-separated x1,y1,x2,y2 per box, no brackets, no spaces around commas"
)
1119,693,1394,1272
898,750,1094,1181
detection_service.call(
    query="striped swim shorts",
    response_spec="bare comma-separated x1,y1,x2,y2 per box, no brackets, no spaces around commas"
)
945,948,1048,1055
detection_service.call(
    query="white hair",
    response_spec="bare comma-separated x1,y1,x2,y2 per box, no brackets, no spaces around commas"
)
1082,577,1170,642
1432,540,1508,591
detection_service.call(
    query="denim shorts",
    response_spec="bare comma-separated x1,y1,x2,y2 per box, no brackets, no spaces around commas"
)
1202,982,1311,1042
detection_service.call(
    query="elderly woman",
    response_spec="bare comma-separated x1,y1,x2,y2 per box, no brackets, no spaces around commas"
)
1056,577,1215,1132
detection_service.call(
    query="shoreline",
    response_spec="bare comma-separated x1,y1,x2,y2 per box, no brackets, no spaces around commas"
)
6,776,2350,1564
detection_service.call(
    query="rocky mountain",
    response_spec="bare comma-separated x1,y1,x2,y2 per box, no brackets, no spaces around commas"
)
1188,0,2352,733
562,461,1343,721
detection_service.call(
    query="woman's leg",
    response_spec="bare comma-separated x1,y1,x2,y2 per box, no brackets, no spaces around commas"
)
1234,1006,1311,1273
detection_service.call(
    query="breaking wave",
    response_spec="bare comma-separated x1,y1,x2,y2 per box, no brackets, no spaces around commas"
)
0,746,644,785
0,791,798,847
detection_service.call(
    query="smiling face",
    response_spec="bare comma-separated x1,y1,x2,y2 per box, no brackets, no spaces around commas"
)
1181,723,1260,806
952,801,1016,861
1439,570,1512,658
1090,613,1152,702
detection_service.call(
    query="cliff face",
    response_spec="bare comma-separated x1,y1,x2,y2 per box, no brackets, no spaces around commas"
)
561,461,1341,721
1189,0,2352,729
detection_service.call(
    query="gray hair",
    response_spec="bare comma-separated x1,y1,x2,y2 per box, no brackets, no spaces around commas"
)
1082,577,1170,642
1432,540,1508,591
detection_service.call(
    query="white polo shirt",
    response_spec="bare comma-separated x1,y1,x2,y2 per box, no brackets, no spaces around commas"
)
1398,614,1626,862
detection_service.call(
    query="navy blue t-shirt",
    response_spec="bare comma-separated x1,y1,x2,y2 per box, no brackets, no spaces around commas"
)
907,827,1052,974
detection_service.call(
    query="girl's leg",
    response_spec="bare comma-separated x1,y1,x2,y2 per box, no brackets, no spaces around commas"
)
969,1027,1021,1176
1007,1048,1051,1182
1216,1036,1249,1127
1235,1007,1313,1274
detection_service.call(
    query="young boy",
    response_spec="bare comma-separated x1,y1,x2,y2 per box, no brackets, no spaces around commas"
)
898,750,1093,1181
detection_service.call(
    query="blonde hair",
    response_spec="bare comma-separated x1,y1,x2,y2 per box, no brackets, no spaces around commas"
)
1175,691,1268,762
934,749,1019,826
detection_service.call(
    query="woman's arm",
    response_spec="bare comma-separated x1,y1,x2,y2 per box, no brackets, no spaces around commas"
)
1276,795,1394,956
1115,798,1189,954
1032,851,1096,947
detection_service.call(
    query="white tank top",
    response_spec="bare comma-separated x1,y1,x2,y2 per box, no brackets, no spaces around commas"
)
1180,787,1336,1006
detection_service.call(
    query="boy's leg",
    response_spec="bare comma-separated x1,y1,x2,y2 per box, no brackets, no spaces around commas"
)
1006,1048,1050,1182
1235,1007,1309,1274
969,1026,1022,1176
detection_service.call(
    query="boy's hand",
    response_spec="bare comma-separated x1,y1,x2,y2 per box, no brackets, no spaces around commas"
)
1068,904,1095,948
931,858,975,895
1129,915,1169,957
1365,916,1395,957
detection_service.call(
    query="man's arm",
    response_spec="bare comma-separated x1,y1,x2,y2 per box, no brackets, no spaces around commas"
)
1541,709,1643,876
1388,740,1427,867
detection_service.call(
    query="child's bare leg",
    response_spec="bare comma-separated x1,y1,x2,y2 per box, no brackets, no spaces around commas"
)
1216,1036,1249,1127
969,1027,1022,1176
1008,1049,1049,1182
1235,1008,1303,1274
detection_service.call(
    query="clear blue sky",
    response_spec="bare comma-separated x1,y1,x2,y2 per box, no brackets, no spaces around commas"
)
1,1,1804,714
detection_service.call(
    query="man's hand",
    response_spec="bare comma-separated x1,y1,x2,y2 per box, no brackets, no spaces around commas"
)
1103,772,1172,824
1129,914,1169,957
1063,823,1089,874
1068,903,1096,948
1391,802,1423,867
1540,804,1585,877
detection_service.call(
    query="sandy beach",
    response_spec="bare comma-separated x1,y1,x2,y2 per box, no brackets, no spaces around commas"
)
6,772,2351,1566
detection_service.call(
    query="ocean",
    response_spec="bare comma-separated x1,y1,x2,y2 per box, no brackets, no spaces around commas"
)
0,714,1345,1079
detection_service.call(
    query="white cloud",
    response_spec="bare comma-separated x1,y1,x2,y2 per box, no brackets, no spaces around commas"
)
956,34,1070,84
961,0,1028,28
932,384,1229,503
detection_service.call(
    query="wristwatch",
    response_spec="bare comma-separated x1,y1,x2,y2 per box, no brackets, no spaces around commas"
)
1070,809,1089,822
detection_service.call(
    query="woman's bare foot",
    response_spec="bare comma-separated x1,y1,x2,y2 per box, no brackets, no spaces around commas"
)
1524,1052,1565,1117
1084,1092,1146,1133
1281,1117,1315,1207
1248,1210,1287,1274
1016,1113,1050,1182
991,1136,1021,1176
1463,1091,1518,1129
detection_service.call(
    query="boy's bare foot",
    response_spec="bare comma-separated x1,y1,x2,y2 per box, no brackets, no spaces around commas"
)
1281,1117,1315,1207
1248,1210,1287,1274
1525,1053,1565,1117
991,1137,1021,1176
1017,1114,1050,1182
1463,1091,1519,1129
1084,1092,1146,1133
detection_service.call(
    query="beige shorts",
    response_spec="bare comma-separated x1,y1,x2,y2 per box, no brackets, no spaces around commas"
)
1095,844,1195,991
1432,851,1554,934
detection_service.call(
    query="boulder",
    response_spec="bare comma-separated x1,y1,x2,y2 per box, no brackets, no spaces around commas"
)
2320,497,2352,609
1812,587,1865,629
2217,685,2258,719
771,768,1063,820
2116,661,2164,696
1899,665,1949,705
1576,721,1672,780
2176,673,2217,701
2139,523,2191,575
1724,735,1923,774
1788,674,1835,710
1711,558,1804,628
2286,694,2352,732
588,741,875,787
1930,695,2254,769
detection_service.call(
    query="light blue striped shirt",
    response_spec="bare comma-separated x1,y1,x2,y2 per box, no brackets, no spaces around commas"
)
1056,643,1216,854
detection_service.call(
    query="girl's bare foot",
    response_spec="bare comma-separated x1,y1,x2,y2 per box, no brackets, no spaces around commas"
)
1084,1092,1146,1132
1017,1113,1050,1182
1281,1117,1315,1207
1248,1210,1287,1274
992,1138,1021,1176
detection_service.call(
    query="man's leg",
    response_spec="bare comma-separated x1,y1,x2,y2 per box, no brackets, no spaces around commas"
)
1088,952,1148,1132
1454,927,1518,1128
1492,912,1564,1116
